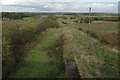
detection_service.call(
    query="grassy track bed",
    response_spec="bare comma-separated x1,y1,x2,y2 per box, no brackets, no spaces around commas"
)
9,28,65,78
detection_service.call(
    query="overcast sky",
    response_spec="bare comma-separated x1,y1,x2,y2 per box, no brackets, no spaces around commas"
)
1,0,119,13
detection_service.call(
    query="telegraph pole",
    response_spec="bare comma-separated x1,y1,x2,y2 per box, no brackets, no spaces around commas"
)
87,7,91,35
89,7,91,24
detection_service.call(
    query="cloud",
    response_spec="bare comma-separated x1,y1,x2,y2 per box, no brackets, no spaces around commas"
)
1,0,120,5
1,2,118,13
43,3,66,10
1,0,18,5
91,3,117,13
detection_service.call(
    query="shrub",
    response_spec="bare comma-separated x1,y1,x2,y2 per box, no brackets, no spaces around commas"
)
8,24,27,63
62,21,67,24
2,37,14,78
80,18,84,23
36,19,60,33
89,31,99,39
62,16,67,19
84,17,89,23
21,27,36,43
48,15,57,21
84,17,93,23
3,23,37,77
78,27,82,31
71,17,76,19
73,20,78,23
100,37,110,44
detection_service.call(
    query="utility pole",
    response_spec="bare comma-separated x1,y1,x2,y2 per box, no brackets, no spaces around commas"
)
89,7,91,24
87,7,91,35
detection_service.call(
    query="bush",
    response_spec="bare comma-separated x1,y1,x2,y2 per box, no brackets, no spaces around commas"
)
83,17,93,23
62,21,67,24
78,27,82,31
3,23,36,77
8,24,27,63
89,31,99,39
80,18,84,23
2,37,14,78
21,27,36,43
100,37,110,44
73,20,78,23
71,17,76,19
48,15,57,21
36,19,60,33
62,16,67,19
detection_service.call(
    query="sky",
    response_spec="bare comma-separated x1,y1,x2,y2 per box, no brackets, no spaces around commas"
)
1,0,120,13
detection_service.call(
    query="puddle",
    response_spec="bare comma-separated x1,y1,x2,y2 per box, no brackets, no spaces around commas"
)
65,60,80,78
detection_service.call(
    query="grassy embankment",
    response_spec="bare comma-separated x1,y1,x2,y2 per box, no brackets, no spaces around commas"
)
3,14,118,78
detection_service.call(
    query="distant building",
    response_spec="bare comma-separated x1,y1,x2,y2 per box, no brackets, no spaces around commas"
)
2,17,9,20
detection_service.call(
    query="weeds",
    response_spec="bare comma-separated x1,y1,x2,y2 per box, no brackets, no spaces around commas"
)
74,20,79,23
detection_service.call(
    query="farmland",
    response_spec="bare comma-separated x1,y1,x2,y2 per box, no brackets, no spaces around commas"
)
2,13,119,78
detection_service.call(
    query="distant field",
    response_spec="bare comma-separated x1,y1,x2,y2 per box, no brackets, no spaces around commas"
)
22,17,35,20
58,17,118,49
79,22,118,49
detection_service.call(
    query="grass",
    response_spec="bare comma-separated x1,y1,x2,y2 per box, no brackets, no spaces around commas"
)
22,17,35,20
60,18,118,49
3,14,118,78
62,27,118,78
78,22,118,32
78,22,118,48
58,19,118,78
9,28,65,78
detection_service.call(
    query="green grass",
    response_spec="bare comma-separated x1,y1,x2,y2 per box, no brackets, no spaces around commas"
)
22,17,35,20
9,28,65,78
6,15,118,78
58,18,118,78
62,26,118,78
59,18,118,48
58,17,118,32
78,22,118,32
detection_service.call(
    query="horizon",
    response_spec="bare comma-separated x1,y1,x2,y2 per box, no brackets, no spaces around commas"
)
1,11,118,14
